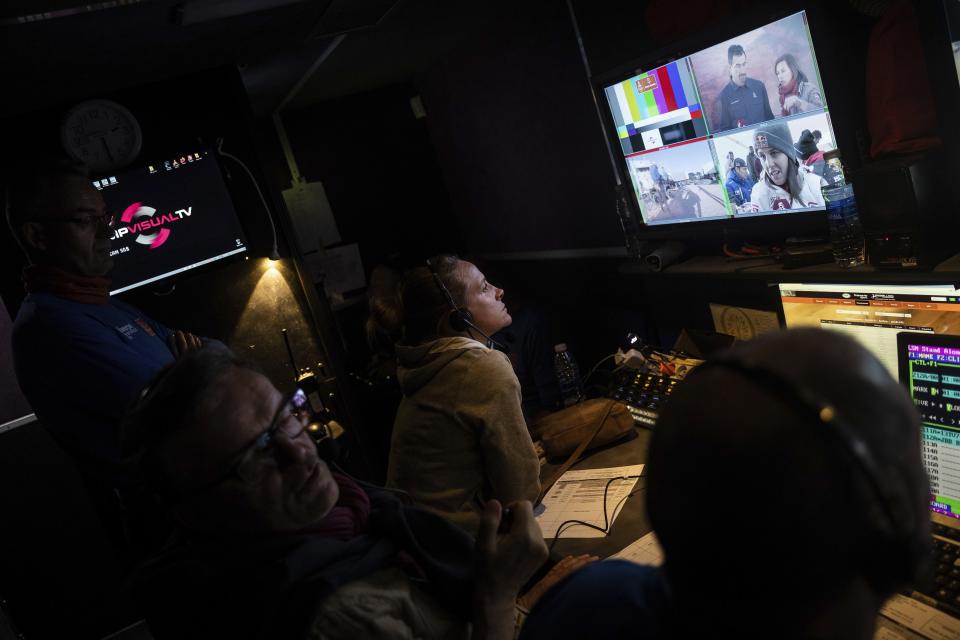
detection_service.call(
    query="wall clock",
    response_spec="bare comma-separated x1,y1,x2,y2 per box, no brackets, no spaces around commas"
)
61,99,142,172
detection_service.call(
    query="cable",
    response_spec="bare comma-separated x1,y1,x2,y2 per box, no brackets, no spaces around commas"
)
733,258,781,273
610,486,646,523
215,138,280,260
547,475,643,553
330,461,415,504
582,353,617,389
462,316,508,352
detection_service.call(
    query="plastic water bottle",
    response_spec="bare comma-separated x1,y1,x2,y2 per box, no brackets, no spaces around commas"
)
554,343,582,408
823,182,865,268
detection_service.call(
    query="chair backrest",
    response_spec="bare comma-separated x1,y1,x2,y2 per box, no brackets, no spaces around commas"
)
102,619,155,640
0,293,32,428
0,594,23,640
0,419,141,638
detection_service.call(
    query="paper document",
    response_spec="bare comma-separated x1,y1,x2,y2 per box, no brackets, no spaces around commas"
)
319,243,366,296
282,180,341,251
877,594,960,640
874,619,932,640
536,465,643,539
609,531,664,566
709,303,779,341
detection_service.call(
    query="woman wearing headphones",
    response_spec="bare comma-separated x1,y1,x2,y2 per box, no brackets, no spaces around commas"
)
384,254,541,534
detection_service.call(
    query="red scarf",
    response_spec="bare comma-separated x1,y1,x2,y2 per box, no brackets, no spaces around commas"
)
778,77,799,116
311,472,372,540
804,150,826,166
23,265,111,305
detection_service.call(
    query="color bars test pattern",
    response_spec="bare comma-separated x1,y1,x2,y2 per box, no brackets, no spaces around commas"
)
605,59,705,156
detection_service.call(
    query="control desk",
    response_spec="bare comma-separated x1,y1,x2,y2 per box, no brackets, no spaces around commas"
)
608,369,678,428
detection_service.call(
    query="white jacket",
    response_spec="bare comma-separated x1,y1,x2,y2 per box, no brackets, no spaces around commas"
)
748,164,825,212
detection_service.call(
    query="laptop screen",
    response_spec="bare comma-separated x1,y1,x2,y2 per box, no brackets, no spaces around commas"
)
778,283,960,378
897,333,960,522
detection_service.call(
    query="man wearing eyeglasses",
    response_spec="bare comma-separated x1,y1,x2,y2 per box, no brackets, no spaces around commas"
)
123,347,551,640
4,159,202,549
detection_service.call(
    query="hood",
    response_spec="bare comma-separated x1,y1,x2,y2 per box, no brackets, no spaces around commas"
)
395,336,489,395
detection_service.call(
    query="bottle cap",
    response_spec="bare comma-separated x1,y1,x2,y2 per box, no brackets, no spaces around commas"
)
554,343,568,353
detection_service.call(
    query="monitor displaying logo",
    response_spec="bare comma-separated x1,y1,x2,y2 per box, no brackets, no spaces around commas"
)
112,201,193,249
96,149,247,295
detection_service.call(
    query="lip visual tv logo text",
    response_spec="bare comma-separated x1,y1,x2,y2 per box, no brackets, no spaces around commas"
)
110,202,192,249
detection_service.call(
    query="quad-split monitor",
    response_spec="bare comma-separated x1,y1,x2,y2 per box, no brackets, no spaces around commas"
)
601,11,843,227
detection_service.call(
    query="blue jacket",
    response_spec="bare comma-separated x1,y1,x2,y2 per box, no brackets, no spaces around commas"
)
521,561,672,639
12,293,174,469
725,168,754,207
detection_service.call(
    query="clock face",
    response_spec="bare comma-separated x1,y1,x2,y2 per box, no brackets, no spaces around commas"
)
61,100,143,172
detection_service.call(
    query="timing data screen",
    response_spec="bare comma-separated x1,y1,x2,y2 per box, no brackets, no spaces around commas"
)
93,150,247,295
903,341,960,520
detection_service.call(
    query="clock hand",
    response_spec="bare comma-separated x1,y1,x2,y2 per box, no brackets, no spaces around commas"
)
101,137,114,163
78,129,111,144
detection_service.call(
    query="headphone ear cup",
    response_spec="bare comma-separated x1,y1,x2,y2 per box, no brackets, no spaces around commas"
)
449,309,472,332
859,531,929,594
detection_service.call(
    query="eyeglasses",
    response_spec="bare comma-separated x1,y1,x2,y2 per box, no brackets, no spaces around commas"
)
184,388,314,497
33,212,116,229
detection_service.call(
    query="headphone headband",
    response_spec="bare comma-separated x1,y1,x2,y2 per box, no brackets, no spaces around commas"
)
423,257,506,351
690,355,924,586
426,258,465,317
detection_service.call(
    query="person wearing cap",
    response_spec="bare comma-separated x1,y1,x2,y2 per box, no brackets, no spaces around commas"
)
724,157,754,208
745,121,825,213
716,44,775,132
795,129,826,177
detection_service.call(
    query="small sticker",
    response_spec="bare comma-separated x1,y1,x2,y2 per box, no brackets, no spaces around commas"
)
134,317,156,337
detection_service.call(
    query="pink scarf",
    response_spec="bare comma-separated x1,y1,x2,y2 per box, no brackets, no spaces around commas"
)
311,472,372,540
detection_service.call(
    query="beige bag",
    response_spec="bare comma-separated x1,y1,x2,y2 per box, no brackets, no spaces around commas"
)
533,398,634,459
533,399,635,504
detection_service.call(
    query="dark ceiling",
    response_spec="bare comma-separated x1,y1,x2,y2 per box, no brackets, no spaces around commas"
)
0,0,500,119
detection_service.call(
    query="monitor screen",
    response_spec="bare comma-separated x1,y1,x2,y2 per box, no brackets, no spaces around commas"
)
946,0,960,88
602,11,842,226
897,333,960,521
93,150,248,295
778,282,960,378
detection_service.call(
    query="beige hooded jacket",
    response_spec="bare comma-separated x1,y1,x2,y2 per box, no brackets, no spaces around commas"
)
387,336,541,534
